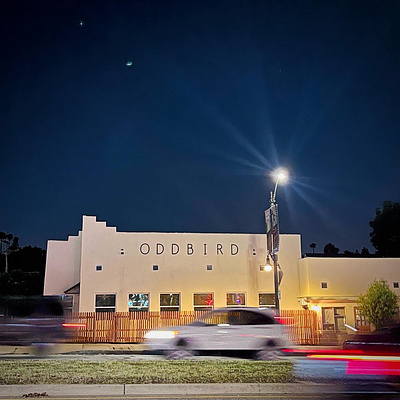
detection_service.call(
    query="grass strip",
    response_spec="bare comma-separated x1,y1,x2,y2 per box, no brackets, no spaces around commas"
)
0,360,293,385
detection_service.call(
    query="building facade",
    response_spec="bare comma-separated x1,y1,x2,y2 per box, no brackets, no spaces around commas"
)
44,215,400,334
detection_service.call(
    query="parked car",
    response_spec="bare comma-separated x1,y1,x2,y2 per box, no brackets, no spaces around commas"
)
144,307,290,360
343,324,400,354
0,296,79,354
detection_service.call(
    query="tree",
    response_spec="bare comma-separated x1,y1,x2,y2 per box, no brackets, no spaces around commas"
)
309,243,316,253
0,232,20,273
369,201,400,256
0,233,46,295
358,279,398,329
323,243,339,255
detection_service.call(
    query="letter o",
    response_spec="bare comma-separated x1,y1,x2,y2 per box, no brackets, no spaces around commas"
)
140,243,150,255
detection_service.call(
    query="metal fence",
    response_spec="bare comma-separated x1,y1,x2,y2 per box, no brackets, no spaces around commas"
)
67,309,319,345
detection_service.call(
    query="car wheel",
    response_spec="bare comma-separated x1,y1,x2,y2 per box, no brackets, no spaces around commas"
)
255,342,283,361
164,339,193,360
164,348,193,360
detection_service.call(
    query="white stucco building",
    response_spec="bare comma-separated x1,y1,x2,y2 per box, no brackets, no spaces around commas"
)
44,215,400,333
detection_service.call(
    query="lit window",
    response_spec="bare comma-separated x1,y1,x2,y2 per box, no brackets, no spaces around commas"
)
259,293,275,308
194,293,213,311
160,293,180,312
226,292,246,306
95,294,116,312
128,293,149,311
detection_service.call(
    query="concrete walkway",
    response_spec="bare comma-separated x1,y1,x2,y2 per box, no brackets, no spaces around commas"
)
0,382,365,397
0,343,339,356
0,343,146,355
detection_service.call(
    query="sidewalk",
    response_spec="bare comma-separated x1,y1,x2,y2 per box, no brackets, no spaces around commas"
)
0,343,339,356
0,382,358,397
0,343,146,355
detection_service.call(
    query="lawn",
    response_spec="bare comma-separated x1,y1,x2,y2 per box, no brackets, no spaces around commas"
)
0,360,293,385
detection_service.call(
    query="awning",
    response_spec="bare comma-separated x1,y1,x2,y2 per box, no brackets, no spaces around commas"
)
64,282,80,295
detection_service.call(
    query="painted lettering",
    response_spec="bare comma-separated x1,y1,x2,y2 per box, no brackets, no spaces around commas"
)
231,243,239,255
140,243,150,255
217,243,223,255
203,243,207,255
156,243,164,255
172,243,179,255
187,243,194,255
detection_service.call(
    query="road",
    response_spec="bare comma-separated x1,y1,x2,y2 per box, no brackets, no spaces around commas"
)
1,394,399,400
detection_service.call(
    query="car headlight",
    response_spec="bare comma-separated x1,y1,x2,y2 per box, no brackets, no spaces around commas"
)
144,330,178,339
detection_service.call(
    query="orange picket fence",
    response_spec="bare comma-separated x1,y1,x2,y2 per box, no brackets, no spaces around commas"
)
67,309,319,345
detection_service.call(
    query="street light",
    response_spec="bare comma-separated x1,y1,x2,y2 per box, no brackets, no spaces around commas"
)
266,167,289,315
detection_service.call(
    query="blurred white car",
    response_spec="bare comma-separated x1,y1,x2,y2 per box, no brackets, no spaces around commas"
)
144,307,290,360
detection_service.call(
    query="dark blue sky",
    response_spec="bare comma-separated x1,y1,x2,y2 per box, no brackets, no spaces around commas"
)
1,0,399,254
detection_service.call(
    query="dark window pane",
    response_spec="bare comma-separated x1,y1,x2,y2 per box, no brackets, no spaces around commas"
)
259,293,275,307
95,307,115,313
160,294,179,307
95,294,116,307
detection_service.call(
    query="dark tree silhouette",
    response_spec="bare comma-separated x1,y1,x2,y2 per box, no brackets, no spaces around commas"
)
0,232,20,273
323,243,340,255
309,243,316,253
0,235,46,295
369,201,400,256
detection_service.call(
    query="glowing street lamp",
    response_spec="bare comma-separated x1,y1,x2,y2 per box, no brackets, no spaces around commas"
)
270,167,289,204
265,167,289,315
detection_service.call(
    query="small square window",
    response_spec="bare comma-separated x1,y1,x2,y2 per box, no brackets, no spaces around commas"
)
207,265,212,271
96,265,102,271
153,265,159,271
394,282,399,289
321,282,328,289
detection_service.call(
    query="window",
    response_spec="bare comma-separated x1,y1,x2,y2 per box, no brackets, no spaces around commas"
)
354,307,370,332
394,282,399,289
206,264,212,271
235,310,275,325
226,292,246,306
259,293,276,308
160,293,180,312
194,293,213,311
128,293,149,311
96,265,102,271
153,265,159,271
322,307,346,331
95,294,116,312
321,282,328,289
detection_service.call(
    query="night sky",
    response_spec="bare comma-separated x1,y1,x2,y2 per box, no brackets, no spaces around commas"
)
1,1,399,255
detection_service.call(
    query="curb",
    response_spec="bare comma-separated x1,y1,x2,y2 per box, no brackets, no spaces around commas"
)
0,383,353,397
